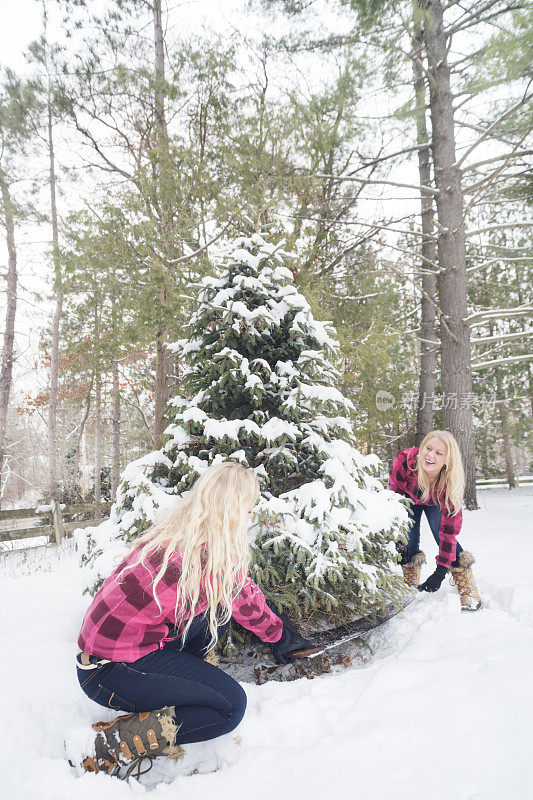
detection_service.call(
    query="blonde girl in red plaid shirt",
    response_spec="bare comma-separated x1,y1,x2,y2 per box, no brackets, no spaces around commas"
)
74,462,310,778
390,430,482,612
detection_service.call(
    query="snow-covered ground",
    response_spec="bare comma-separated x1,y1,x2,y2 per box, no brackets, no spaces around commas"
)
2,487,532,800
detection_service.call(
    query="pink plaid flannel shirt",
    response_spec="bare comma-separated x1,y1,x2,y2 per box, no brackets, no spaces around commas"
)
78,548,283,662
388,447,463,569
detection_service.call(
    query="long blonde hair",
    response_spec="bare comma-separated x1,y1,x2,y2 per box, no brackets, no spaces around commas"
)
117,462,260,650
412,430,465,516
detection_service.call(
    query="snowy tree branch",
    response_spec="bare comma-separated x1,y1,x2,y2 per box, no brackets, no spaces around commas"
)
468,307,532,326
471,353,533,370
467,257,533,274
466,222,533,238
472,331,532,345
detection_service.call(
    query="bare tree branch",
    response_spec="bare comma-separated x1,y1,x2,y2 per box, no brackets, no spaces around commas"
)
308,172,440,195
457,88,533,169
466,222,533,238
447,1,525,36
467,256,533,274
378,258,458,342
462,150,533,173
168,217,240,266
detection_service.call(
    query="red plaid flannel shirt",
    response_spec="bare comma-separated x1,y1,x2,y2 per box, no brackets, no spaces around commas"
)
78,548,283,662
388,447,463,569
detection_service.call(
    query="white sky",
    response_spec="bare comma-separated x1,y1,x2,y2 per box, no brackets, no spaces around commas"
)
0,1,251,65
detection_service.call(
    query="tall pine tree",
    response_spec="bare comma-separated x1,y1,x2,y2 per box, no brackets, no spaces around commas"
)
78,235,408,628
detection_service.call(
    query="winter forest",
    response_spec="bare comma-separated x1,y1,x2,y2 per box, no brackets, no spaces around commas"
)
1,0,531,514
1,0,532,798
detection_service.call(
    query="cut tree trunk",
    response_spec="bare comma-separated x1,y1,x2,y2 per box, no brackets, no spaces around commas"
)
0,171,18,507
412,12,438,444
422,0,478,509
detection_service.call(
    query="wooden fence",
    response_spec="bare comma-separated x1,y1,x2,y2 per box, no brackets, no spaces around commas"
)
0,501,113,547
476,476,533,488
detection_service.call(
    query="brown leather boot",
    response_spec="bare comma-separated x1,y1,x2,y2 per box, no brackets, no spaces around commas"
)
450,551,482,612
82,705,184,779
401,551,426,588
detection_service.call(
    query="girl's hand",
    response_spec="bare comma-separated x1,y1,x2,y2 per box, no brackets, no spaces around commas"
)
271,614,313,664
418,565,448,592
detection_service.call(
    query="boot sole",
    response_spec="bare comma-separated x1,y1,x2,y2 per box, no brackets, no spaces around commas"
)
461,601,482,612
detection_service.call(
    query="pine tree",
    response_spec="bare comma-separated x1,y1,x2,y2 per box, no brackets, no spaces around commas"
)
78,235,408,628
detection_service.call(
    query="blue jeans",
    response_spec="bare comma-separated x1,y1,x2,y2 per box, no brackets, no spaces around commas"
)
406,502,463,562
76,616,247,745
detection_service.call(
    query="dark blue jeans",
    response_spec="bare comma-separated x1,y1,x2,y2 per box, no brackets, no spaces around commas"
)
76,616,246,745
406,502,463,562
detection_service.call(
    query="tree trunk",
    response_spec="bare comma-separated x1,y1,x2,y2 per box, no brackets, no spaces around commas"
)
93,297,102,515
94,374,102,514
80,425,89,499
412,12,438,444
516,281,533,419
422,0,478,509
153,0,166,132
0,172,18,507
73,381,92,501
111,359,121,500
47,94,63,503
498,394,516,488
154,328,168,444
489,322,516,488
110,295,121,501
153,0,170,445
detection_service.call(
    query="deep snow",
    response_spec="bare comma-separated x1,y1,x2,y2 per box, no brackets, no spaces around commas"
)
1,486,532,800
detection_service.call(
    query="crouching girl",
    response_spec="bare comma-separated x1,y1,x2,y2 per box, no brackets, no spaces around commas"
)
75,461,310,778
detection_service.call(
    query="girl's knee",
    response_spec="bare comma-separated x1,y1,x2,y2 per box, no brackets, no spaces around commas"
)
232,680,247,718
225,680,247,733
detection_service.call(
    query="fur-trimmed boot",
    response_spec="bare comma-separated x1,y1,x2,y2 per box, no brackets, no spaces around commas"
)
450,551,482,612
81,705,184,779
401,551,426,588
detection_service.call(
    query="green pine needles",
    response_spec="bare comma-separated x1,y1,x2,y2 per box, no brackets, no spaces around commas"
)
77,234,409,627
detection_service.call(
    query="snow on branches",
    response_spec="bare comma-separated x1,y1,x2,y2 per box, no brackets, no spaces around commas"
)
76,233,409,625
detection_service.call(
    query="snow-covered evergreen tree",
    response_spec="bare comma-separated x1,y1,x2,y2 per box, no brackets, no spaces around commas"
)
77,234,409,628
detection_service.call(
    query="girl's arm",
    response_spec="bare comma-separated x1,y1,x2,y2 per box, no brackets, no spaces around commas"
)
435,507,462,569
389,449,408,493
232,577,283,643
419,505,462,592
